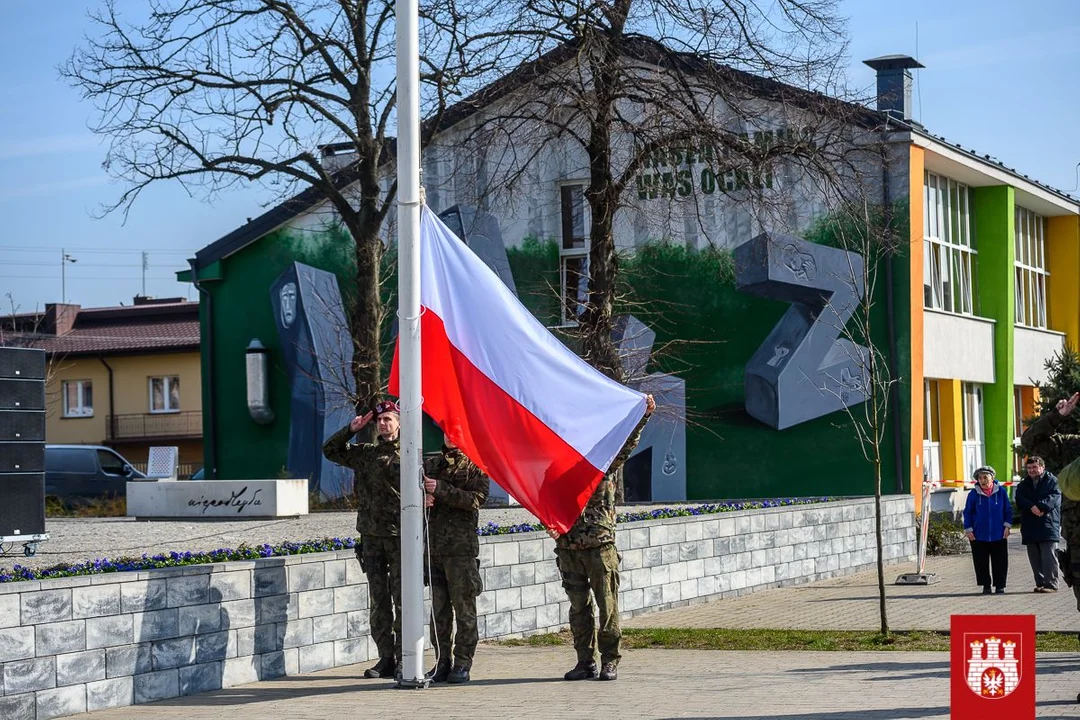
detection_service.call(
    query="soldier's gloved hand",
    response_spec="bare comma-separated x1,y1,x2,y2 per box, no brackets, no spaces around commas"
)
424,493,435,508
1056,393,1080,417
545,526,561,540
423,477,437,493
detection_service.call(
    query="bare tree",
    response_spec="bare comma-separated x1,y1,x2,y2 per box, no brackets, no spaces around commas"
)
796,143,907,636
428,0,863,382
62,0,512,413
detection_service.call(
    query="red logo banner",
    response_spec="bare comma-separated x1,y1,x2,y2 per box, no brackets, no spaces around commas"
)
951,614,1035,719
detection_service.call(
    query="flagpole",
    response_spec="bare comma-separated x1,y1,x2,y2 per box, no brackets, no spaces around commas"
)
395,0,427,688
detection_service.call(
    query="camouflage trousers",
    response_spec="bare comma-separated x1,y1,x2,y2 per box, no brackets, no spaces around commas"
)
428,554,484,668
555,544,621,666
357,535,402,660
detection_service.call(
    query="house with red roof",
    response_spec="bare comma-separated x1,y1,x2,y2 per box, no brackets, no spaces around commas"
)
1,296,203,476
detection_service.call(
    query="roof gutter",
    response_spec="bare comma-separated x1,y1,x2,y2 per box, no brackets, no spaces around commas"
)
98,355,115,445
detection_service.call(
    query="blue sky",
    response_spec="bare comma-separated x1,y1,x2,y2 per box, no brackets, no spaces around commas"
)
1,0,1077,312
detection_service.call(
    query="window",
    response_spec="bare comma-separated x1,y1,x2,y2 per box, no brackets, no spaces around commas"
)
62,380,93,418
150,376,181,413
560,185,586,251
559,183,590,324
96,449,130,476
1014,207,1048,328
962,382,985,481
923,380,942,482
923,172,976,315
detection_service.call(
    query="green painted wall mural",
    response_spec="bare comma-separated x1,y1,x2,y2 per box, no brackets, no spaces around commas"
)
200,198,912,501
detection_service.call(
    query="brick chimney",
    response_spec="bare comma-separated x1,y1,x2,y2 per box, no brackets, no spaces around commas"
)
863,55,924,123
43,303,80,336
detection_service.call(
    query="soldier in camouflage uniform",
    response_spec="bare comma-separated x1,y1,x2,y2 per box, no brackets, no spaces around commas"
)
555,394,655,683
322,399,402,679
1020,392,1080,611
422,435,489,684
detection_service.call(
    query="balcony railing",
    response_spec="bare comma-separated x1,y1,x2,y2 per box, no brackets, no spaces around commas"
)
105,411,202,441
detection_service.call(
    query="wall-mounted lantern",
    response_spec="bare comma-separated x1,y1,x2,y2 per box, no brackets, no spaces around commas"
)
246,339,274,424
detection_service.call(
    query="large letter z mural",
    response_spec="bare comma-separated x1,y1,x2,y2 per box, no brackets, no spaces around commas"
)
734,232,869,430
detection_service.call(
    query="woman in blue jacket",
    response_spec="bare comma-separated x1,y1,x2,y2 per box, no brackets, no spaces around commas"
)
963,466,1013,594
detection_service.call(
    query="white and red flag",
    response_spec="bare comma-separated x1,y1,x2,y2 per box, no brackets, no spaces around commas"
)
389,207,646,534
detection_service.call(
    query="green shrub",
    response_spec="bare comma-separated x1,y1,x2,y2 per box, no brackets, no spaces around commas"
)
924,511,968,555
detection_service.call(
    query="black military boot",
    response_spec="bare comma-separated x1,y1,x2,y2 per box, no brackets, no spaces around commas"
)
364,657,396,679
447,664,471,684
428,660,452,683
599,661,618,681
564,660,597,681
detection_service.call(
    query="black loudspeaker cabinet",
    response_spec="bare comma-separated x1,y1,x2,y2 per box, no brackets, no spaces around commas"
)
0,474,46,536
0,347,47,540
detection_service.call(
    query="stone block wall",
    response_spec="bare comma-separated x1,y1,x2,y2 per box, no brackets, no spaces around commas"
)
0,496,914,718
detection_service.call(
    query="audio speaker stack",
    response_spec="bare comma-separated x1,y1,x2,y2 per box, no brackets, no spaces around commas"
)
0,347,48,547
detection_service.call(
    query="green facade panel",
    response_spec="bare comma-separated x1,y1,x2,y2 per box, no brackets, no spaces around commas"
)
972,185,1015,480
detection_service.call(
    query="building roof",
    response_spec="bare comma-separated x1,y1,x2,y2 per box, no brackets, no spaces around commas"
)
1,298,200,357
184,37,1078,271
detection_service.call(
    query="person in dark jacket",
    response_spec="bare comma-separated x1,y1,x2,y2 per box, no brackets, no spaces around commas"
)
963,465,1013,594
1014,455,1061,592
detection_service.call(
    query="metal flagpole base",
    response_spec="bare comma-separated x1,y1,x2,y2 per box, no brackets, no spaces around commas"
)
894,572,939,585
396,677,432,690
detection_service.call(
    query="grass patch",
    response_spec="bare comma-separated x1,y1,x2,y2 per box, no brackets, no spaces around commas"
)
493,628,1080,652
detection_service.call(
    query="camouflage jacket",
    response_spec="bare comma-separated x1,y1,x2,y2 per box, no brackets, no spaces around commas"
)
322,424,401,537
557,413,650,551
1020,410,1080,546
424,447,489,557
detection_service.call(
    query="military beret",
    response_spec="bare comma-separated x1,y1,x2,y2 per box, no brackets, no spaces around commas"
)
374,400,400,416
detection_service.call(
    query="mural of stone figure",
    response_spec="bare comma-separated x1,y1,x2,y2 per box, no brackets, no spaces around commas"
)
270,262,357,499
734,232,869,430
612,314,687,502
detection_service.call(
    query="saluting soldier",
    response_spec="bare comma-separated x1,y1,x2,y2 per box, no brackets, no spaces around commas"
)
322,399,403,679
423,433,489,684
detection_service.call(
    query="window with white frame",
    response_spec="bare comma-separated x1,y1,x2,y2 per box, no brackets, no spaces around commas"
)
923,380,942,482
559,184,589,325
149,376,181,413
1014,207,1048,328
62,380,93,418
923,172,976,315
962,382,985,481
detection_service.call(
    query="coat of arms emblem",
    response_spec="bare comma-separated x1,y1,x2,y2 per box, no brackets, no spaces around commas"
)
964,634,1022,698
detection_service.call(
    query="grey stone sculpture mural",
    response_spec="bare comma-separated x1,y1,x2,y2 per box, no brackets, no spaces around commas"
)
612,315,687,503
734,232,869,430
270,262,357,499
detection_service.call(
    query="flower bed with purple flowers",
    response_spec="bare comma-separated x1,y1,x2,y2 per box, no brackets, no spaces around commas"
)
0,498,831,583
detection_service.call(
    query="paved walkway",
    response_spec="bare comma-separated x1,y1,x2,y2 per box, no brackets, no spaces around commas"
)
628,536,1080,632
82,646,1080,719
78,536,1080,718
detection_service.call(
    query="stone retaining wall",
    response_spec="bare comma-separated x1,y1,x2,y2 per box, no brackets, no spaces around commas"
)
0,496,915,718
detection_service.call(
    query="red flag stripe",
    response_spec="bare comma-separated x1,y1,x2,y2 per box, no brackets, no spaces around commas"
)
391,308,604,534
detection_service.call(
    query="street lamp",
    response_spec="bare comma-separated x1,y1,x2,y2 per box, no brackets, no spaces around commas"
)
61,249,77,303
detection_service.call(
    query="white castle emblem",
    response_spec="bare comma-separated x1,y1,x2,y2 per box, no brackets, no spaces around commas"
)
965,635,1021,698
